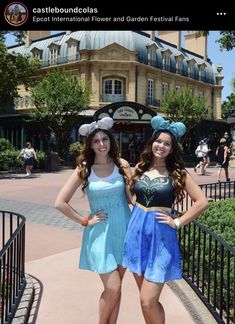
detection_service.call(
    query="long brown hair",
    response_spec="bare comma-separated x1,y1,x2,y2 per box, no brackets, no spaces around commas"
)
77,129,127,191
132,131,187,205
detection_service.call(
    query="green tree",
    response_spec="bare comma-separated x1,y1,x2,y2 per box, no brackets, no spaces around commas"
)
0,32,41,112
222,93,235,119
196,31,235,51
31,71,91,158
160,87,208,140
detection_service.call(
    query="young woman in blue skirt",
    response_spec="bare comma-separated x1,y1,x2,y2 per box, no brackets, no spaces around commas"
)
123,116,208,324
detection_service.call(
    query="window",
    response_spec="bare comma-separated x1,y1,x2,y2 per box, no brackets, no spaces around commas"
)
104,79,122,95
31,48,42,60
147,44,157,66
176,59,183,74
188,63,195,78
114,80,122,95
67,41,80,61
199,67,206,81
162,54,171,71
147,79,154,105
49,48,58,65
162,82,169,97
102,79,124,102
148,49,156,66
33,51,42,59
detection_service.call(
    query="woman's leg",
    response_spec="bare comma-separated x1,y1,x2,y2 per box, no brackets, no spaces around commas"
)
140,279,165,324
25,164,30,175
28,164,33,175
133,273,151,324
108,266,126,324
217,167,222,181
225,167,230,181
99,266,125,324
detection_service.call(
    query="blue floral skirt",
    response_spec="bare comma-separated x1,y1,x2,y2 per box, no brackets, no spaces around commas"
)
122,203,182,283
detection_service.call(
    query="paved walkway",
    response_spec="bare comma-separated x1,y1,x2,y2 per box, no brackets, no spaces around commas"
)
1,166,234,323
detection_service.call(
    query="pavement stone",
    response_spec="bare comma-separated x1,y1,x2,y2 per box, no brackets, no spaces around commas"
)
0,198,85,231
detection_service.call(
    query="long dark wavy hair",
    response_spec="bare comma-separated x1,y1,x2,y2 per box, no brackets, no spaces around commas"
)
132,130,187,205
77,129,127,191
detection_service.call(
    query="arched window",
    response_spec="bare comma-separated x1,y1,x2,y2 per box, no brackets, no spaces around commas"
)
102,79,124,102
161,48,172,71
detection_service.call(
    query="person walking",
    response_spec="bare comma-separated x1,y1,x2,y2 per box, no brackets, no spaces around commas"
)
194,140,208,175
202,138,211,173
216,137,230,182
17,141,37,176
55,117,133,324
122,116,208,324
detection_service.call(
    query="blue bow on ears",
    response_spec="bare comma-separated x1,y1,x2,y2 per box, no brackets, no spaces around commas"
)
151,116,186,139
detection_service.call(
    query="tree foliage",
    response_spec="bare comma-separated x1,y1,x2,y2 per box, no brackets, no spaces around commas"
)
196,31,235,51
222,93,235,119
31,71,91,157
0,32,41,112
160,87,208,139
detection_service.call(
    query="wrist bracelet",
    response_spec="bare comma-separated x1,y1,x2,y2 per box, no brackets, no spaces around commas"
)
82,217,89,227
174,218,181,230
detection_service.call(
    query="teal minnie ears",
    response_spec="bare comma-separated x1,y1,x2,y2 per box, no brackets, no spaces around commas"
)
79,117,114,136
151,116,186,139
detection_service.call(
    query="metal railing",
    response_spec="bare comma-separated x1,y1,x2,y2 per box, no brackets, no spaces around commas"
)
177,180,235,213
178,181,235,323
180,221,235,323
0,211,26,324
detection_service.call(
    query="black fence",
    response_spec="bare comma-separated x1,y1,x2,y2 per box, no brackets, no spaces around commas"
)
0,211,26,324
177,180,235,213
179,181,235,323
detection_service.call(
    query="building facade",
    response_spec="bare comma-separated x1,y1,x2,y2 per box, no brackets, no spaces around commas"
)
1,30,229,160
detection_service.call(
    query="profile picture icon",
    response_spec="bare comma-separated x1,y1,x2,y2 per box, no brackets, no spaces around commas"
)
4,2,28,26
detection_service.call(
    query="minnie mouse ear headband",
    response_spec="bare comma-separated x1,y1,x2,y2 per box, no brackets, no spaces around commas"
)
79,117,114,136
151,116,186,140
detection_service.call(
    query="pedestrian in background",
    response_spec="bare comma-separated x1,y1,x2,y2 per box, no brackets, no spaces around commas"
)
202,138,211,174
55,117,133,324
123,116,208,324
216,137,230,182
194,140,207,175
17,141,37,176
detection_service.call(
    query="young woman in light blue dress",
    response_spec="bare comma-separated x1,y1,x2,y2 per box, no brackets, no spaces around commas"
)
122,116,208,324
55,117,132,324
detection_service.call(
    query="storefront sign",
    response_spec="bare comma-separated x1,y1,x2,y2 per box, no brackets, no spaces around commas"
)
113,106,138,120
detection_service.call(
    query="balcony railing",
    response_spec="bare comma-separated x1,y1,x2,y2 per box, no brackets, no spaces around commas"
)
41,54,81,67
0,211,26,324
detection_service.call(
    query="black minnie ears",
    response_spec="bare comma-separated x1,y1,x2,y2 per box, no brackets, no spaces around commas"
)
79,117,114,136
151,116,186,139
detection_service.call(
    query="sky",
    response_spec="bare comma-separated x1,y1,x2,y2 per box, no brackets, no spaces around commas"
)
5,30,235,102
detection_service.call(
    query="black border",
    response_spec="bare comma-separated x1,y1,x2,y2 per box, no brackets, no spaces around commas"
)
0,0,233,30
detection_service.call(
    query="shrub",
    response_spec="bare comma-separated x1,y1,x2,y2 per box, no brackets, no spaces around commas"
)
0,139,19,171
69,141,84,155
35,151,46,169
198,198,235,247
68,141,84,168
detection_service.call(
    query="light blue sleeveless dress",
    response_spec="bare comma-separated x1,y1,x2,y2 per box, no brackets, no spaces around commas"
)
79,165,131,274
